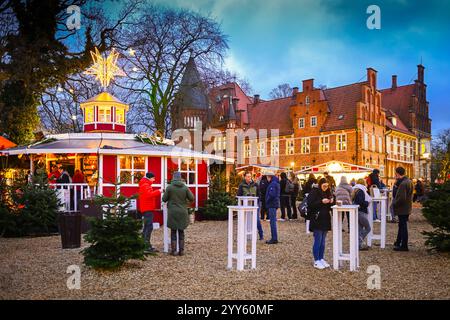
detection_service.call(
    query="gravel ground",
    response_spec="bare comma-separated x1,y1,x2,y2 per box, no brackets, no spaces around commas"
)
1,206,449,300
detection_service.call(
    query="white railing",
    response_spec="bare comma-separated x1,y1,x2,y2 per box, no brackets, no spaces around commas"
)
51,184,98,212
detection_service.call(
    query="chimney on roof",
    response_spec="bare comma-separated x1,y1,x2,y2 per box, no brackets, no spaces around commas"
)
302,79,314,92
392,75,397,89
367,68,377,89
253,94,260,104
417,64,425,83
292,87,299,96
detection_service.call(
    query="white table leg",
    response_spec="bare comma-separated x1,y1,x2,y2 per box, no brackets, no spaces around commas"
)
227,209,233,270
381,200,386,249
237,210,245,271
251,209,257,269
350,209,356,271
163,206,169,253
355,209,360,268
367,203,373,247
306,220,310,234
332,208,339,270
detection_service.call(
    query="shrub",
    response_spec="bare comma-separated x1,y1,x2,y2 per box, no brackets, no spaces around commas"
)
422,181,450,252
0,172,60,237
82,187,145,270
202,168,236,220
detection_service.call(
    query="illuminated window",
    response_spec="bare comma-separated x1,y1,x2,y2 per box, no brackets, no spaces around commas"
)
372,135,376,152
116,108,125,124
214,136,226,151
378,136,383,153
364,133,369,150
337,134,347,151
286,139,295,155
310,116,317,127
301,138,310,154
85,106,94,123
305,96,310,105
271,139,279,156
244,144,251,158
119,156,146,184
99,107,111,122
319,135,330,152
258,140,266,157
179,158,196,185
386,136,391,154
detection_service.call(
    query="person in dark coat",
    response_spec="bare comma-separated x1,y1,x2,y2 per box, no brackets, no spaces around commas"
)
302,174,317,197
162,171,194,256
414,179,425,202
290,174,300,219
265,173,280,244
279,172,292,221
307,178,335,269
237,172,264,240
258,175,269,220
392,167,414,251
352,179,372,250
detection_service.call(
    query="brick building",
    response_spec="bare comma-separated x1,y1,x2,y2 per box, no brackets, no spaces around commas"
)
172,58,431,185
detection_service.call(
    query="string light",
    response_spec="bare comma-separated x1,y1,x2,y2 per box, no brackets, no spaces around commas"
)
85,47,125,88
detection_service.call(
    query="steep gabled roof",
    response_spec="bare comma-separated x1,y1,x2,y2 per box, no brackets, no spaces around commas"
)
384,109,415,136
177,57,209,110
321,82,365,131
209,82,252,124
247,97,293,136
380,84,414,127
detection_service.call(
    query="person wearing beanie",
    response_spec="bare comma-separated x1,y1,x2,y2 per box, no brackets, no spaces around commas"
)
162,171,194,256
139,171,161,253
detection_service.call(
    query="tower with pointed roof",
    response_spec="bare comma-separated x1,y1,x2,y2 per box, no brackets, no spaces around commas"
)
171,56,211,132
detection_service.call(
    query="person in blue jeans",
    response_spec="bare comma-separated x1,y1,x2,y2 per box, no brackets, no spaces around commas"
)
307,178,334,269
237,172,264,240
265,173,280,244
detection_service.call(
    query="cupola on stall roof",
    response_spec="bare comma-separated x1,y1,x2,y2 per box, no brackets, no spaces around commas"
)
80,91,129,133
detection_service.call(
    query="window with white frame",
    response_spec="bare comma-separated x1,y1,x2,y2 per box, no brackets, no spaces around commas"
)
298,118,305,129
378,136,383,153
179,158,196,185
337,134,347,151
244,143,251,158
386,136,391,155
258,140,266,157
305,96,310,105
393,137,398,155
271,139,279,155
99,106,111,122
214,135,226,151
300,138,310,154
116,108,125,124
364,132,369,150
286,138,295,155
119,155,146,184
85,106,94,123
310,116,317,127
319,135,330,152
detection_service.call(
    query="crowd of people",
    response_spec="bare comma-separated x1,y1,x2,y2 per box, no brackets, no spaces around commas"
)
134,165,418,268
233,166,416,270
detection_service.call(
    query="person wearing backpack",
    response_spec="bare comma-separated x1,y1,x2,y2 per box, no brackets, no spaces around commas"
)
352,178,372,251
279,172,293,221
335,176,353,232
307,178,334,269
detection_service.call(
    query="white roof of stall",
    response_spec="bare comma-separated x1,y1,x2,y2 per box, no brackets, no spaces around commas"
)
2,133,233,162
295,161,373,174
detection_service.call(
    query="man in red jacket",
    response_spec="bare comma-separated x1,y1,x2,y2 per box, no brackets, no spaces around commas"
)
139,172,161,253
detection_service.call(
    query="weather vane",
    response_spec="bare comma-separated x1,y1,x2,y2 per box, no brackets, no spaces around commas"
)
85,47,125,89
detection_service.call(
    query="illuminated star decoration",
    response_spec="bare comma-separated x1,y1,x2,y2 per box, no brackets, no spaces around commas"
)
85,47,125,89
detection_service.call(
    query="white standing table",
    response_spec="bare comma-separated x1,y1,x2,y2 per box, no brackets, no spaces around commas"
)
227,205,258,271
332,205,360,272
237,196,259,238
367,197,387,248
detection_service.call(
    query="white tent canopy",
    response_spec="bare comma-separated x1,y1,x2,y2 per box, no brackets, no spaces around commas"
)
295,161,374,182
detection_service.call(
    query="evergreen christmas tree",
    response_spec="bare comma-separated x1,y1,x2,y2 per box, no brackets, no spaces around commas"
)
82,185,145,269
422,181,450,252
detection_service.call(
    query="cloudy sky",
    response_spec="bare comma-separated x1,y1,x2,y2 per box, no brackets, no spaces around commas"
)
108,0,450,135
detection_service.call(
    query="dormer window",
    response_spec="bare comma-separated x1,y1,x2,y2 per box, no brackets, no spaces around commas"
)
392,117,397,127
